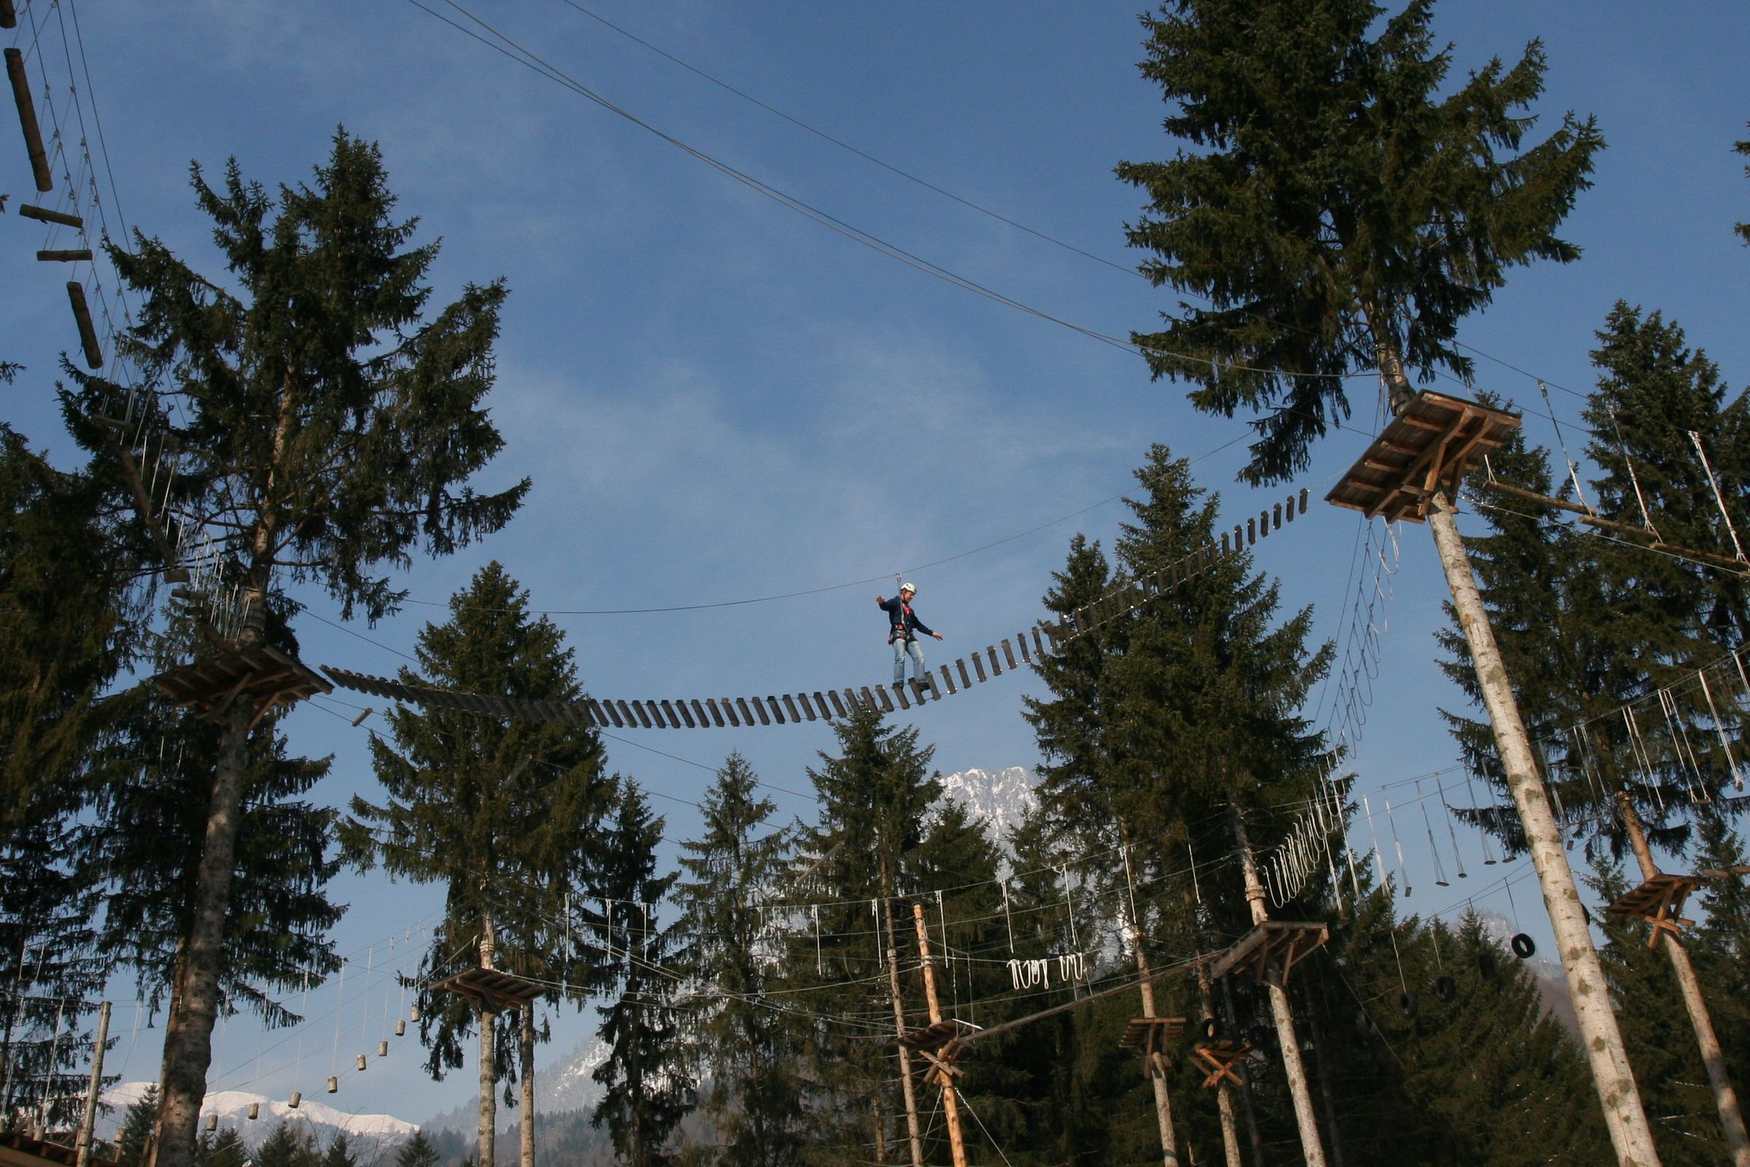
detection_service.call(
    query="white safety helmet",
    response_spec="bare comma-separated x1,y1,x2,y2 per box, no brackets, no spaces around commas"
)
900,581,917,595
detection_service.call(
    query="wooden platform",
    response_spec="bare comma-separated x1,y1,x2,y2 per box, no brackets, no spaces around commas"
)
1208,921,1329,987
152,643,331,727
1191,1040,1251,1090
1327,391,1521,523
1,1132,121,1167
1606,872,1702,950
1118,1015,1186,1052
429,967,546,1011
899,1020,960,1052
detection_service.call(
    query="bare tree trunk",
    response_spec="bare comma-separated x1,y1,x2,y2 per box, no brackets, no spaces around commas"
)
152,376,295,1167
1195,959,1243,1167
479,916,497,1167
911,904,968,1167
882,895,925,1167
518,1008,536,1167
1303,990,1346,1167
1426,493,1659,1166
1618,795,1749,1166
1131,921,1181,1167
1219,975,1266,1167
73,1002,110,1167
1232,807,1325,1167
1371,332,1660,1167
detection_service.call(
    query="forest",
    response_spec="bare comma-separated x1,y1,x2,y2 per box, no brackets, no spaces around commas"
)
3,1,1749,1165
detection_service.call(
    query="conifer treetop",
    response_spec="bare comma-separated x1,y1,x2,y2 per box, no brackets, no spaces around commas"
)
1118,0,1603,483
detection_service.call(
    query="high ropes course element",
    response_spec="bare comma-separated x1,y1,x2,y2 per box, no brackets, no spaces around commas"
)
318,489,1309,728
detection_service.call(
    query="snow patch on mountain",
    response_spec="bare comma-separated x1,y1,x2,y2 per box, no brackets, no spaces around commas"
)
423,1036,613,1133
99,1082,416,1148
938,766,1038,849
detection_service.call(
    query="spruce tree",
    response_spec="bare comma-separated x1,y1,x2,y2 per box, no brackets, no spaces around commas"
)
394,1132,440,1167
253,1122,308,1167
672,753,804,1167
53,129,526,1167
788,705,942,1163
1736,129,1750,246
1117,0,1602,484
116,1088,161,1167
591,781,692,1167
319,1133,358,1167
342,563,612,1167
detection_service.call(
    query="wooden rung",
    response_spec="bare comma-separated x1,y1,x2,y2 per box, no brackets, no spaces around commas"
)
971,652,987,682
37,249,93,263
0,0,16,30
6,47,51,192
67,282,103,368
18,202,81,228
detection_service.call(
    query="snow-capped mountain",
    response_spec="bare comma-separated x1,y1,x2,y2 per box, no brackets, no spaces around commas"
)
938,766,1038,848
100,1083,416,1150
424,1037,611,1134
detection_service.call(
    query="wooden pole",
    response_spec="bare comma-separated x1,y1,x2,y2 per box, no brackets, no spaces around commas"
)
479,913,496,1167
518,1008,536,1167
5,46,51,191
1425,488,1660,1166
1192,938,1243,1167
912,903,969,1167
73,1002,110,1167
1231,805,1326,1167
1617,794,1750,1166
883,897,925,1167
1129,919,1182,1167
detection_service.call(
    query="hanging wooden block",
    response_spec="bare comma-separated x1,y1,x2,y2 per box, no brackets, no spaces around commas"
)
1002,639,1018,670
971,652,987,683
892,682,910,710
985,646,1001,676
326,1075,338,1094
377,1039,388,1057
825,690,847,717
68,282,103,369
744,697,766,725
1299,487,1309,514
410,1005,421,1021
701,698,724,726
246,1103,260,1121
938,664,956,694
204,1115,218,1132
765,696,785,724
5,48,51,191
1273,502,1283,530
615,699,637,727
586,699,609,727
0,1,16,31
1284,492,1297,522
660,699,683,727
37,249,94,263
1032,627,1047,658
780,693,800,721
18,203,81,228
355,1053,367,1071
793,693,816,721
395,1018,406,1036
688,698,708,727
288,1091,301,1110
1246,517,1257,545
873,686,893,713
631,701,655,728
1016,631,1030,663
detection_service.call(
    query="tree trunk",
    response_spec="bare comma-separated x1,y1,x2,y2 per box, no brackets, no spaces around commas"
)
151,372,295,1167
911,904,968,1167
1219,975,1266,1167
1617,795,1750,1166
1370,331,1660,1166
152,702,253,1167
1232,807,1326,1167
882,894,925,1167
1130,918,1180,1167
518,1008,536,1167
479,914,497,1167
1195,957,1243,1167
1303,989,1346,1167
73,1002,110,1167
1426,492,1659,1165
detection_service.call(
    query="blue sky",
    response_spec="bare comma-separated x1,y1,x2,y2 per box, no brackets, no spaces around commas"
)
4,0,1747,1126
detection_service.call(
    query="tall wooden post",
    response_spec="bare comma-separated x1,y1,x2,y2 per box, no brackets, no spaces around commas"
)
479,914,496,1167
1427,492,1659,1165
74,1002,111,1167
1616,794,1750,1166
912,903,969,1167
1330,380,1662,1166
883,897,925,1167
1128,918,1181,1167
1193,939,1243,1167
518,1007,537,1167
1232,806,1326,1167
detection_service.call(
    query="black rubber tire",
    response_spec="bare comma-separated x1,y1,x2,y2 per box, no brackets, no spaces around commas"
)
1511,933,1536,959
1433,975,1457,1003
1398,991,1418,1016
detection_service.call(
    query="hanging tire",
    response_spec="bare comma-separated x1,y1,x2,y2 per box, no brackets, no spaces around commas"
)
1398,991,1418,1016
1477,949,1497,979
1433,975,1457,1003
1511,933,1536,959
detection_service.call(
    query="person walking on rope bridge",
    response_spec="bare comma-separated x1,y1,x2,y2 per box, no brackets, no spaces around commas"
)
876,582,943,691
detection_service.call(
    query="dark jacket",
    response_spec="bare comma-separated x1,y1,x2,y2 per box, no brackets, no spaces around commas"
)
878,596,934,642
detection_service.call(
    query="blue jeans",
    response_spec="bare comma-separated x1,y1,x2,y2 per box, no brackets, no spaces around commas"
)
892,636,927,685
